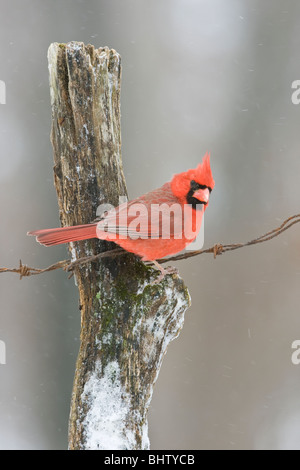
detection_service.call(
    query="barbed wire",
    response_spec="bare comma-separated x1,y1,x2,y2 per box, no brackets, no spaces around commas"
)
1,213,299,280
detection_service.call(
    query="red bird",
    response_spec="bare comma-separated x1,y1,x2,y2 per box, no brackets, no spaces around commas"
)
28,153,215,279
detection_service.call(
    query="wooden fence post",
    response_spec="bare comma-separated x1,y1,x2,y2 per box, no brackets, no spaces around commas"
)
47,41,190,450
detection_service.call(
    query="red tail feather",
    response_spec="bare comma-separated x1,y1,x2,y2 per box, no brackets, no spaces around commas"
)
27,223,97,247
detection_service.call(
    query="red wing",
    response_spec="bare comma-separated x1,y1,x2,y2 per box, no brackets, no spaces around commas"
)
97,183,184,239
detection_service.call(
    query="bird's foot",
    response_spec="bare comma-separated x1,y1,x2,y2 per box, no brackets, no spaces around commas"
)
150,260,179,285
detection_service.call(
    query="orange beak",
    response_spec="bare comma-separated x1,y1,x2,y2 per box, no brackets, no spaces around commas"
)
193,187,210,205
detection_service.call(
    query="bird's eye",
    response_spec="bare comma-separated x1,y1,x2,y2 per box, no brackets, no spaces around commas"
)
190,180,200,191
190,179,212,193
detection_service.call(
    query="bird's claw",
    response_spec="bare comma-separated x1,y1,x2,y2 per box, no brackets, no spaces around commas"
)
150,261,179,285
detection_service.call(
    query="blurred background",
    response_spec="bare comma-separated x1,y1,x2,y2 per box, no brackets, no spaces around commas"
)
1,0,300,450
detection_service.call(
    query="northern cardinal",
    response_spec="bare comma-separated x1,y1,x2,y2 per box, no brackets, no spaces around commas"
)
28,153,215,279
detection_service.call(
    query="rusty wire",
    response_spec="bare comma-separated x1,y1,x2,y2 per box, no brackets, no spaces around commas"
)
1,214,299,279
